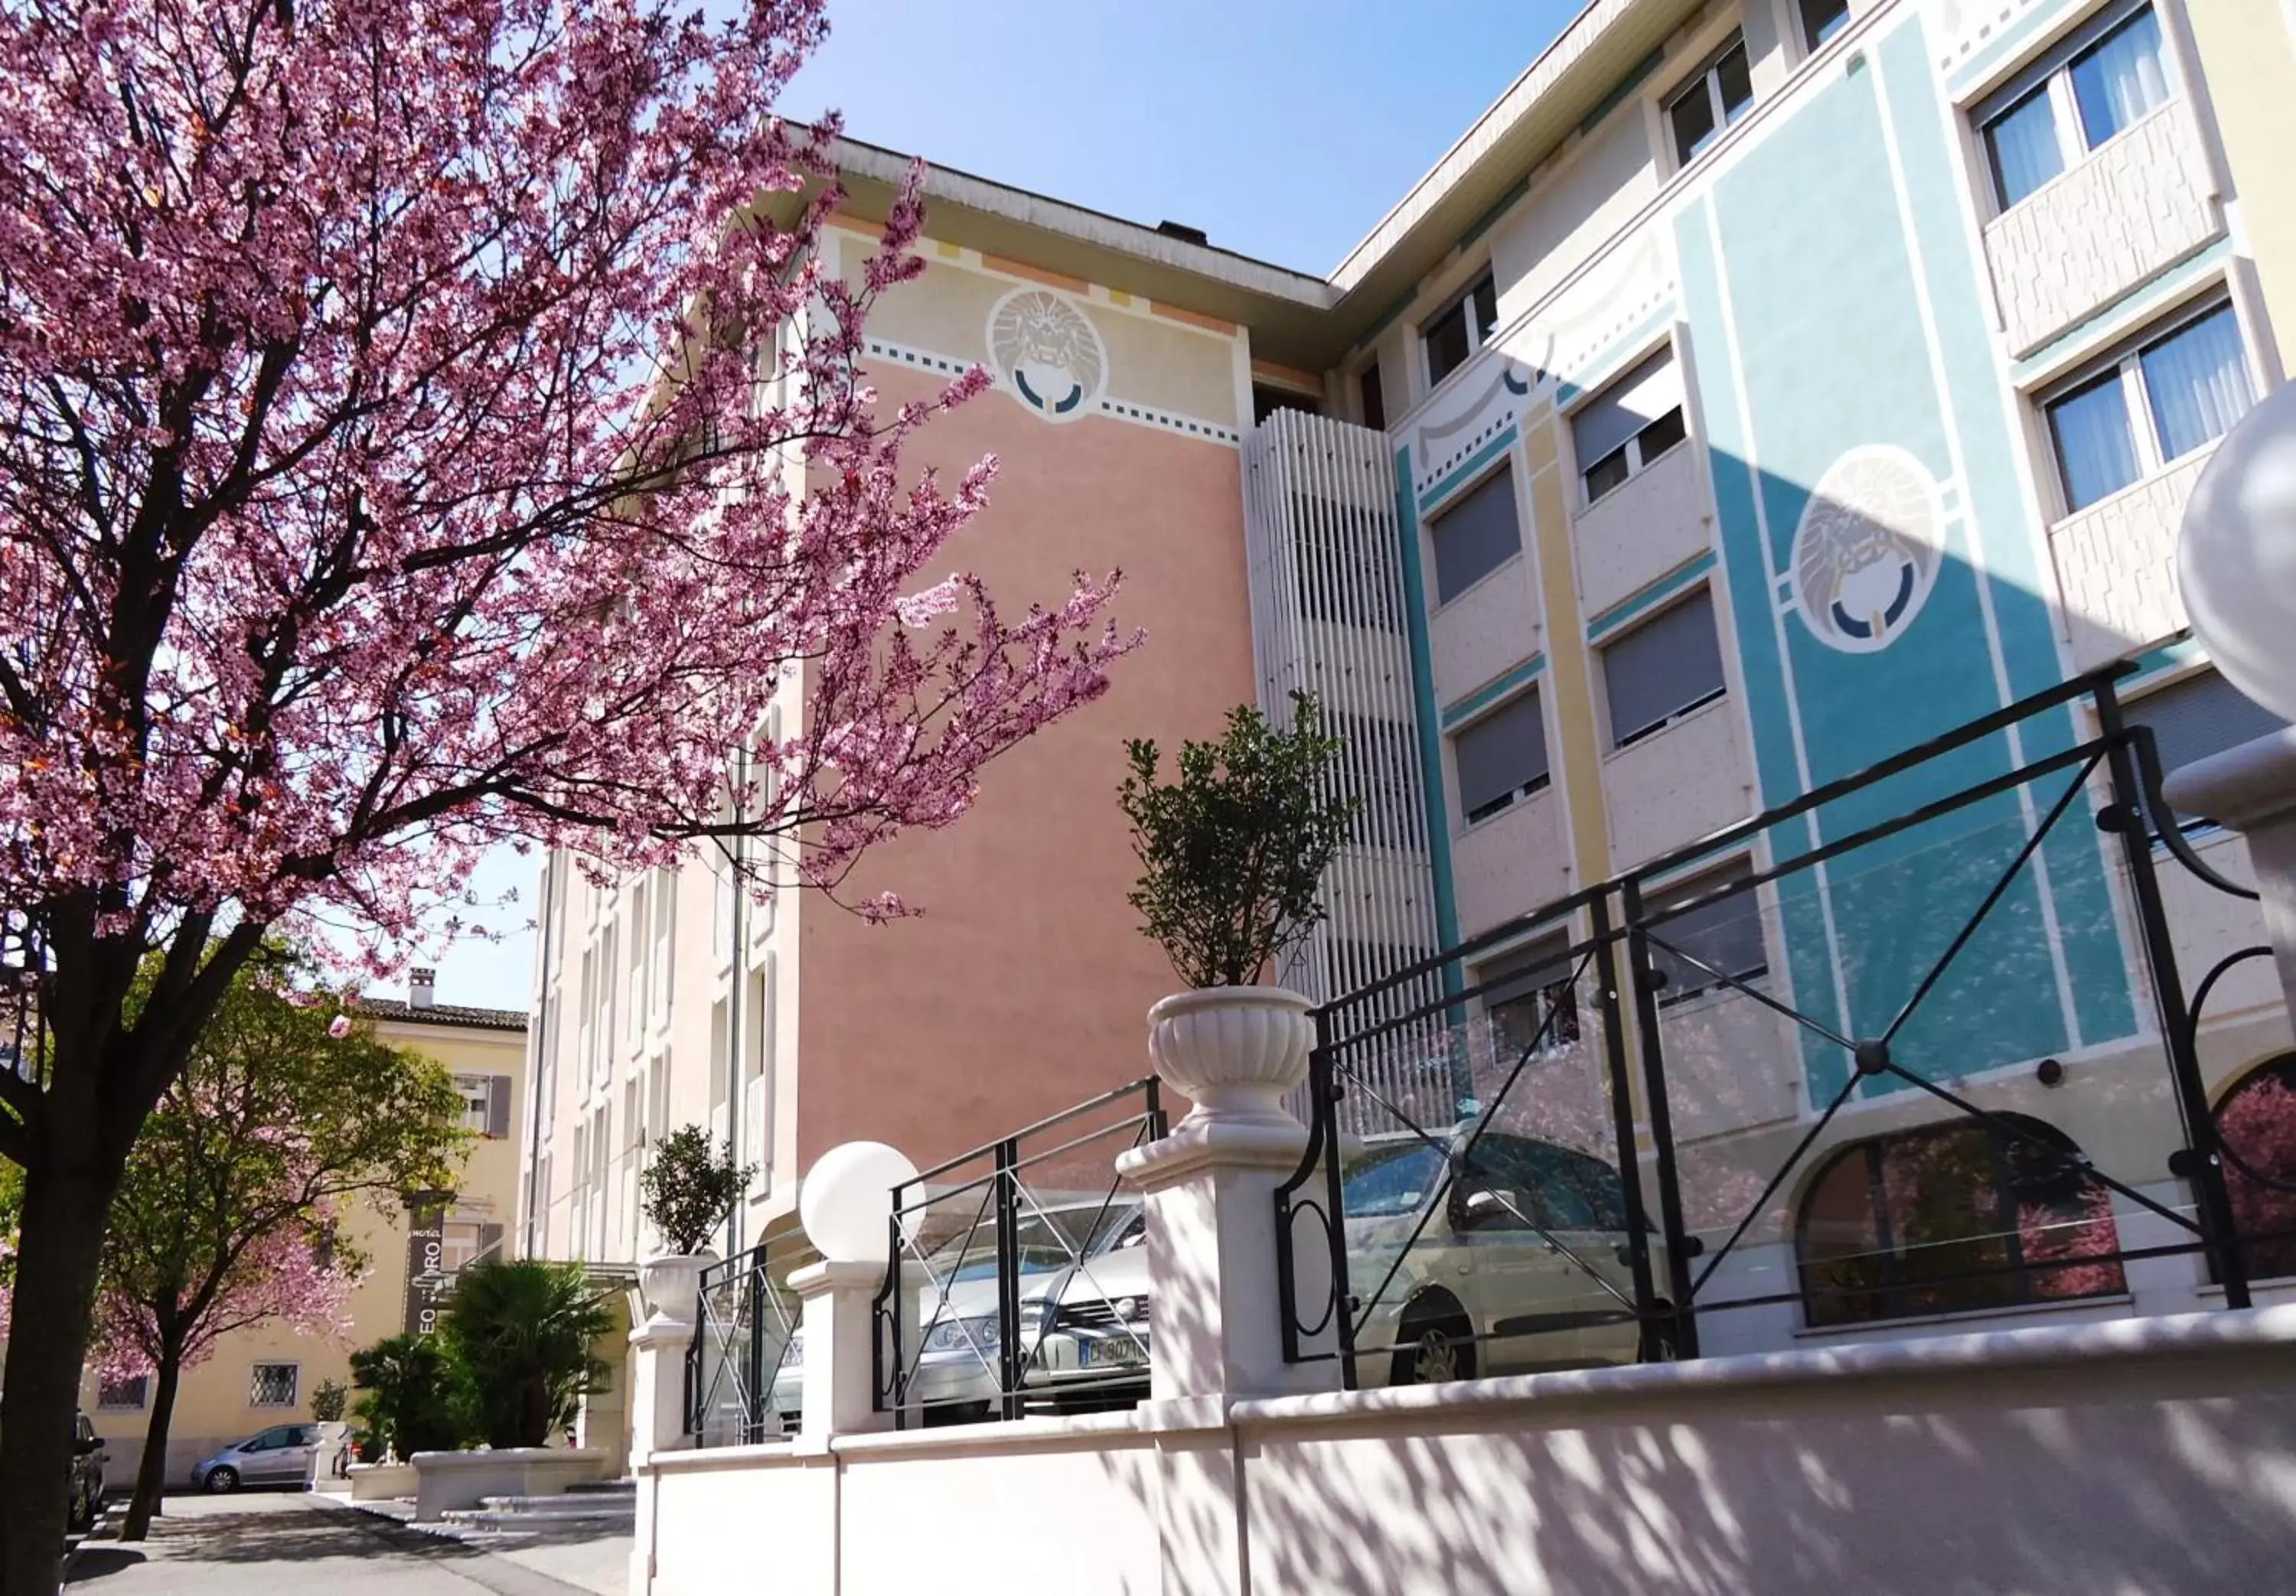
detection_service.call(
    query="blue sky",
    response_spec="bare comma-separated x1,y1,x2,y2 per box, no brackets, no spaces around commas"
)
408,0,1577,1009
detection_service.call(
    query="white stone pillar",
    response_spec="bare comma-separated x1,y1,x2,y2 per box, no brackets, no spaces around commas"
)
2164,728,2296,1012
788,1260,892,1444
626,1310,693,1471
1117,1116,1342,1404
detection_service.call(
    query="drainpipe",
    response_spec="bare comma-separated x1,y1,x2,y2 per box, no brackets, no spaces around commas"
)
522,854,559,1259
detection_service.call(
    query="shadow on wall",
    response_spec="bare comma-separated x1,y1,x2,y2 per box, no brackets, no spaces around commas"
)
1129,1347,2296,1594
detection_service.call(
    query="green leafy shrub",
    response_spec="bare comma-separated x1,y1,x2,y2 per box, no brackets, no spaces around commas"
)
1119,691,1360,989
639,1126,754,1255
348,1334,460,1460
309,1377,348,1424
438,1259,615,1448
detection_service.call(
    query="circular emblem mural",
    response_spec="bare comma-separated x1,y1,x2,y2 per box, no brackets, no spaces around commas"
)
987,288,1107,422
1789,445,1947,654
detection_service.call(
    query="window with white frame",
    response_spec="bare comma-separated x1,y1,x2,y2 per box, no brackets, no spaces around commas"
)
1799,0,1851,50
1600,588,1728,748
1428,466,1523,604
453,1073,513,1138
2125,667,2289,831
1665,32,1754,167
1423,269,1498,389
648,871,674,1027
96,1373,149,1412
1475,935,1580,1057
2043,298,2254,513
1453,689,1550,826
1976,2,2170,211
1645,858,1768,1004
1573,349,1688,506
625,884,647,1048
249,1362,300,1409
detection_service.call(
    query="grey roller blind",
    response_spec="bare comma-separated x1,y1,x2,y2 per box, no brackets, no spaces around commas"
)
2127,668,2288,820
486,1076,513,1140
1429,467,1522,604
1572,350,1683,468
1649,860,1766,1001
1454,689,1548,820
1603,590,1725,746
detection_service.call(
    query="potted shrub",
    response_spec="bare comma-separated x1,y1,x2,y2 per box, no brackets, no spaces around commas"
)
635,1126,754,1322
1119,692,1358,1128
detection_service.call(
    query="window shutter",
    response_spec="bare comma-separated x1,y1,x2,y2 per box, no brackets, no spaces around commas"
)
1428,467,1522,604
1453,690,1549,819
1572,350,1682,470
477,1223,504,1265
1602,591,1725,745
2127,669,2288,818
487,1076,513,1140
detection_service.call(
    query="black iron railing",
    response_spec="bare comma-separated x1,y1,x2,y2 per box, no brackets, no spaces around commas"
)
876,1079,1166,1426
685,1239,802,1446
1278,663,2283,1386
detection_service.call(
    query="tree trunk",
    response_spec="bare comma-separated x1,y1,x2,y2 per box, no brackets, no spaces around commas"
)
0,1158,120,1596
120,1346,184,1541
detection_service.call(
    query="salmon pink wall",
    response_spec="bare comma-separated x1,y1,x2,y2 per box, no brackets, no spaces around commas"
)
797,364,1254,1174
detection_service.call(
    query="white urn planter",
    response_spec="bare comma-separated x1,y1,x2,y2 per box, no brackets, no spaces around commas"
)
1146,985,1315,1128
638,1249,717,1327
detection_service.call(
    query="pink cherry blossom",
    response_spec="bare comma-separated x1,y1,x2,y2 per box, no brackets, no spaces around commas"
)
0,2,1140,1576
328,1016,352,1040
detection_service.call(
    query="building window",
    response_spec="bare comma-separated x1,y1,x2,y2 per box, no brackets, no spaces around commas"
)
1977,2,2170,210
1474,936,1580,1058
2215,1054,2296,1281
1252,383,1321,424
1665,32,1753,166
1453,689,1549,826
1642,858,1766,1004
2044,299,2253,513
249,1363,301,1409
1797,1116,2126,1327
96,1374,149,1412
1423,269,1498,389
1358,363,1386,432
2125,668,2289,829
1571,349,1687,506
1799,0,1851,50
453,1074,514,1139
1600,588,1727,748
1427,466,1523,604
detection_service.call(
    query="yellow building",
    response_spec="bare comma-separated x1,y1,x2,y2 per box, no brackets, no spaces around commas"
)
80,971,527,1489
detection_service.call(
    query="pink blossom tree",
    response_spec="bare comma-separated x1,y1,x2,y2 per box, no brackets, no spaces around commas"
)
0,956,466,1541
0,1,1136,1581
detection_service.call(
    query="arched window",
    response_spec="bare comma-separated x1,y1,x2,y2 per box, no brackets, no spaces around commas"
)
2214,1054,2296,1281
1796,1115,2125,1328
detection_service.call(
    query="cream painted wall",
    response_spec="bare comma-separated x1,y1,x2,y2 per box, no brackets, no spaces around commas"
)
638,1313,2296,1596
2182,0,2296,343
82,1012,527,1488
1453,787,1573,938
1600,697,1754,867
1570,445,1711,620
1428,555,1542,708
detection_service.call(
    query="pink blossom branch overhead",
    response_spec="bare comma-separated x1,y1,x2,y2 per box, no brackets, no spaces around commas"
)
0,0,1143,969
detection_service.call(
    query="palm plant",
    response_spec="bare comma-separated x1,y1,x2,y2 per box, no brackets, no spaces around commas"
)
347,1334,459,1460
437,1259,615,1448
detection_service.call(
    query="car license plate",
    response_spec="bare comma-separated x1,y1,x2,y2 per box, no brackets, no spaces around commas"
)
1081,1334,1146,1368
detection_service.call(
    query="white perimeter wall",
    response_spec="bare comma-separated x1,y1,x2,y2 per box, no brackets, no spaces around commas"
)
637,1308,2296,1596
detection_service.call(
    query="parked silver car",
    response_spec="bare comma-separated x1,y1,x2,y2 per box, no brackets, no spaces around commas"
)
1343,1129,1667,1386
191,1422,321,1492
772,1200,1150,1425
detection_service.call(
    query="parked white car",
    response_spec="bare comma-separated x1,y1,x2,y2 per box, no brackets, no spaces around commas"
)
770,1200,1150,1426
1342,1129,1665,1386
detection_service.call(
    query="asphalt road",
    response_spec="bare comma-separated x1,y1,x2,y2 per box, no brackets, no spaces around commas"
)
66,1493,620,1596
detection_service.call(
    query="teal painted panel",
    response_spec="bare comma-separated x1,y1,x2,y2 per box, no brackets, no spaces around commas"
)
1394,445,1463,961
1691,22,2075,1084
1877,20,2136,1047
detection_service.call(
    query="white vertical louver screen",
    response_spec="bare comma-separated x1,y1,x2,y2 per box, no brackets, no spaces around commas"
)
1242,409,1445,1129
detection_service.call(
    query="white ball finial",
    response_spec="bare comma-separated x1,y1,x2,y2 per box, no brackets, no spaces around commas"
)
2180,381,2296,722
797,1140,919,1264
